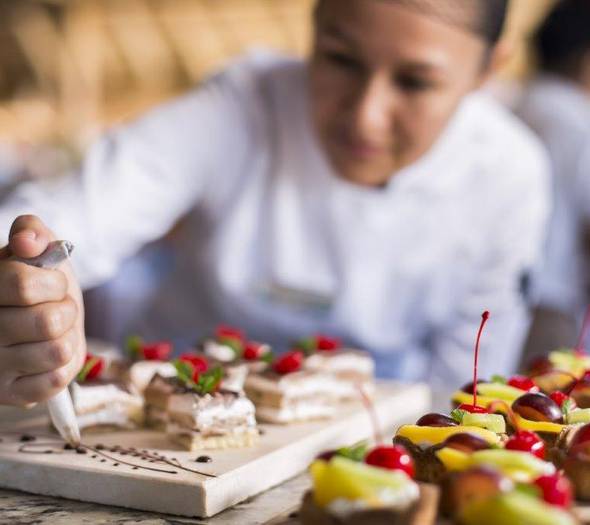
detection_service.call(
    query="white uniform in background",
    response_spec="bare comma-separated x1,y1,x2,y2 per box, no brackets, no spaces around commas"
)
517,75,590,321
0,52,550,391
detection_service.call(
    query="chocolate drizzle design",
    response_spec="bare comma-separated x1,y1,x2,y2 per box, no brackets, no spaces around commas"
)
13,434,216,478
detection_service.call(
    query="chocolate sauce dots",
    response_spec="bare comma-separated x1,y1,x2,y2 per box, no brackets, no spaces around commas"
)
19,434,36,442
195,455,212,463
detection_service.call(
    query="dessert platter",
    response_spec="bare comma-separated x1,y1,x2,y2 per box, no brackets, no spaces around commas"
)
300,310,590,525
0,327,429,518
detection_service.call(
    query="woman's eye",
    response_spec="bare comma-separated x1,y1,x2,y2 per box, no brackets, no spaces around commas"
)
323,51,362,71
396,75,434,92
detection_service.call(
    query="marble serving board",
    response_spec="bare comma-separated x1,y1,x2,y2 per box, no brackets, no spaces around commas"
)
0,382,430,518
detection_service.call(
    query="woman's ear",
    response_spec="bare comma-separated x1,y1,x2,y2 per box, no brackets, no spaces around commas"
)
476,38,514,88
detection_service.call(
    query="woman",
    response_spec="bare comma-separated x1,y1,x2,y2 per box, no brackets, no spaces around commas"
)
0,0,549,406
517,0,590,357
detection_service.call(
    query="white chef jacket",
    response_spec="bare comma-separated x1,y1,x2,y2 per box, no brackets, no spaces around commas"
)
516,75,590,320
0,52,550,390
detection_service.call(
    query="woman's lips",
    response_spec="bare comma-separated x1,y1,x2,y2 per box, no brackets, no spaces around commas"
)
333,133,389,160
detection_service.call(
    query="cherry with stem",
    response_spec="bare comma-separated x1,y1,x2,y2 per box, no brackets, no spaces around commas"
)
471,311,490,410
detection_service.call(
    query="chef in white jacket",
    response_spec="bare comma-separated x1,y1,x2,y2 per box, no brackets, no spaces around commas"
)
0,0,549,407
517,0,590,355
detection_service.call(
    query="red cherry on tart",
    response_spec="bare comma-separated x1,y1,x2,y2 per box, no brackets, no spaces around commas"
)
534,473,573,508
416,413,458,427
364,445,415,478
457,404,489,414
549,391,576,410
273,350,304,375
505,430,546,460
178,353,209,374
140,341,172,361
315,335,341,352
507,375,540,393
215,325,245,343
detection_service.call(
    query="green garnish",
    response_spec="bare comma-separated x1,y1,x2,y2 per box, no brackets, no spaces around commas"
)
77,356,101,383
451,408,466,424
562,398,573,417
293,337,317,355
491,374,507,384
336,442,369,462
125,335,143,356
173,359,223,395
261,351,274,364
217,336,244,358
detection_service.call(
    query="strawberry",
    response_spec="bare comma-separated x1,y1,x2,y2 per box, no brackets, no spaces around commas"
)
273,350,304,375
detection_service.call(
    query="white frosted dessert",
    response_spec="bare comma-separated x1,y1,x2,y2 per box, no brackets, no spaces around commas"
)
167,390,259,450
303,349,376,399
245,368,355,424
127,360,176,394
70,381,144,430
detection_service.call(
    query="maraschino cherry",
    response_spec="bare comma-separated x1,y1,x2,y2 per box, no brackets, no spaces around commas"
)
364,445,415,478
534,472,573,508
461,311,491,413
273,350,304,375
505,430,546,460
550,391,576,410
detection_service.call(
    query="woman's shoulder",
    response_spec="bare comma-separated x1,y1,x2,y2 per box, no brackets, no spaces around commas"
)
456,91,550,185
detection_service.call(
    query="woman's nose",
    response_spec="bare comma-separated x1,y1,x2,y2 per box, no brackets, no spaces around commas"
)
350,74,395,139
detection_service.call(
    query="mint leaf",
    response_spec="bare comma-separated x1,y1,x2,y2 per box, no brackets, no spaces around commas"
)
562,398,573,417
261,350,274,364
173,359,197,388
491,374,507,384
126,335,143,357
336,442,368,462
218,336,243,358
450,408,466,424
294,337,317,355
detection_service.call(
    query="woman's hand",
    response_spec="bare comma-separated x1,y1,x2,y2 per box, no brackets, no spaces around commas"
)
0,215,86,406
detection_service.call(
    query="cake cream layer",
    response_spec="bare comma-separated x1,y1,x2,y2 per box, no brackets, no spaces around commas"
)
255,400,336,423
304,350,375,379
167,391,257,437
70,382,143,415
127,361,176,394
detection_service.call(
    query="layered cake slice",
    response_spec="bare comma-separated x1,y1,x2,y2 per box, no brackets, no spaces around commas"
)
297,334,375,398
71,351,143,431
166,358,259,450
245,350,360,423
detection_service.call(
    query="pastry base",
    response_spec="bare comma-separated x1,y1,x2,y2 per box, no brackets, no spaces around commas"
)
298,484,439,525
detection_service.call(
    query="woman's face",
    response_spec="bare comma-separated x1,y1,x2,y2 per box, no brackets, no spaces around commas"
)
309,0,494,187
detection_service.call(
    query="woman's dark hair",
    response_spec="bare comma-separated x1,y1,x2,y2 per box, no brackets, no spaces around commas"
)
535,0,590,76
316,0,509,46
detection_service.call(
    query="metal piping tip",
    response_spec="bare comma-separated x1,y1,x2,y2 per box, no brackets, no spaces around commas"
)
61,240,75,257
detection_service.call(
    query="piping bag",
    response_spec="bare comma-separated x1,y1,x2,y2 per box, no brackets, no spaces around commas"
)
11,240,81,446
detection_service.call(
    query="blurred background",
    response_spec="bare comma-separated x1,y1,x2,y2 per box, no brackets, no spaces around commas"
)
0,0,559,343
